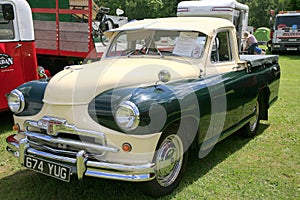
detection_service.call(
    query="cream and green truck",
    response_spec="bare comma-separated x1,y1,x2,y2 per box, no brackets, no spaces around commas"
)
6,16,280,197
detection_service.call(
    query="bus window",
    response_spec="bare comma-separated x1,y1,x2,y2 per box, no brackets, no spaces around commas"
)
0,4,15,40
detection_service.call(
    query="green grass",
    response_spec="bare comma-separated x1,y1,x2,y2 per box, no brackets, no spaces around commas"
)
0,55,299,199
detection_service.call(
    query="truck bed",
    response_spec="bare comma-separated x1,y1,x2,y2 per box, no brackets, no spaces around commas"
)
240,54,279,67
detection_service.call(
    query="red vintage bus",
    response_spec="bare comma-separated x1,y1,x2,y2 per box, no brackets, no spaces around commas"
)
0,0,39,112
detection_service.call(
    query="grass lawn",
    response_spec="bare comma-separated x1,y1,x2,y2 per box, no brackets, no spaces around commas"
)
0,55,299,200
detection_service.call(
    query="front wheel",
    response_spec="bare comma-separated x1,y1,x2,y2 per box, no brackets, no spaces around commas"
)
139,131,188,197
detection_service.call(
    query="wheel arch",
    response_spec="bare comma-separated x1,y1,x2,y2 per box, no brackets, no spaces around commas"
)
138,117,195,197
161,116,199,152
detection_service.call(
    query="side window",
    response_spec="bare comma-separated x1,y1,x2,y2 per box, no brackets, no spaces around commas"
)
107,33,129,57
210,31,232,63
0,4,15,40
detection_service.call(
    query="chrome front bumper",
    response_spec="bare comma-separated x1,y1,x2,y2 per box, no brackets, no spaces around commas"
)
7,136,156,181
6,117,156,182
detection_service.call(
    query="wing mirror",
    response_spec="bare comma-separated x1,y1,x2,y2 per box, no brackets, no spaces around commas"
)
155,70,171,88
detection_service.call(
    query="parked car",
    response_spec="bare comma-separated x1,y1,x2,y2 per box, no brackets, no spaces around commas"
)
6,17,280,197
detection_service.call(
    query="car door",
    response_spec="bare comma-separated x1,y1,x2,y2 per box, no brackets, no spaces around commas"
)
206,30,245,138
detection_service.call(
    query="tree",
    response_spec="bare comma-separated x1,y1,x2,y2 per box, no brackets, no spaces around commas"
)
95,0,164,20
286,0,300,10
125,0,163,20
160,0,183,17
95,0,298,29
240,0,279,28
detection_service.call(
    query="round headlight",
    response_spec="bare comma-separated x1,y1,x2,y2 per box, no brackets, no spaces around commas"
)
115,101,140,132
7,89,25,114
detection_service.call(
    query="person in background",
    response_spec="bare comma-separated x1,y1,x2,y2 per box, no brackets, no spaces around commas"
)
254,46,266,55
243,31,258,54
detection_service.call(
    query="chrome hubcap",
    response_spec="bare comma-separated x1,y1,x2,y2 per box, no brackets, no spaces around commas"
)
156,134,183,187
249,101,259,132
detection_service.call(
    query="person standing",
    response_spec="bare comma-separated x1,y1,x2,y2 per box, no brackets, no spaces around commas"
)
243,31,258,54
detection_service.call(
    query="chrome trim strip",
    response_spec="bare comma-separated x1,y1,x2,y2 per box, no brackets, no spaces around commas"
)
87,160,155,173
29,140,77,156
84,170,153,181
25,131,118,153
27,148,77,164
25,116,106,143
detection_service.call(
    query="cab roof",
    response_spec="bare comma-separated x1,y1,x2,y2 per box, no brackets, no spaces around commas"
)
105,17,235,39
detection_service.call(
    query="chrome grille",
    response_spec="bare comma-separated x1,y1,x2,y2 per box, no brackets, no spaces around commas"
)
23,116,118,159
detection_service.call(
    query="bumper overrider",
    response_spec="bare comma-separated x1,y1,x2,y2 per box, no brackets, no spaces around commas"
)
6,116,156,182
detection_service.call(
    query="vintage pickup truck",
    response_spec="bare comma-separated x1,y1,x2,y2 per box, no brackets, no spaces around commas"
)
6,17,280,197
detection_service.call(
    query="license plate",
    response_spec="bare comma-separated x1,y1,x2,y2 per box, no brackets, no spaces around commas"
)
24,155,71,182
286,47,297,51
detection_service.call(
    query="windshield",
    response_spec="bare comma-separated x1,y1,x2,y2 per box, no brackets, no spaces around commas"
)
275,15,300,29
0,5,14,40
106,30,207,59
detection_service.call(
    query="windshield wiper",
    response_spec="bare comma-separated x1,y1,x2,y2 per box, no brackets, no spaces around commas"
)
138,46,164,57
126,49,136,57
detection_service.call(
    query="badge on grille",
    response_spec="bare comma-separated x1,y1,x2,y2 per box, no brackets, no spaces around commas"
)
37,116,66,136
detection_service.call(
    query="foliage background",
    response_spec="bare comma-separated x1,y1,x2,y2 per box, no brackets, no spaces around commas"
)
94,0,300,29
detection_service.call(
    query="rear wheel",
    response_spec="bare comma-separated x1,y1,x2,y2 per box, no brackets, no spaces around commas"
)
139,127,188,197
241,99,261,137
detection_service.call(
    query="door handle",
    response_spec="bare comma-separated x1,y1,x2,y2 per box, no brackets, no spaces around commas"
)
232,66,241,70
15,43,22,49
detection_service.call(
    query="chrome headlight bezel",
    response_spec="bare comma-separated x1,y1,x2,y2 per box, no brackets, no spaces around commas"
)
7,89,25,114
115,101,140,132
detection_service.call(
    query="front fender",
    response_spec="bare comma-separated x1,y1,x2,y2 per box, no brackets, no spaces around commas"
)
14,80,48,116
88,79,204,135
